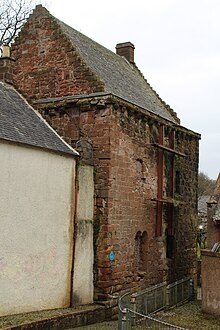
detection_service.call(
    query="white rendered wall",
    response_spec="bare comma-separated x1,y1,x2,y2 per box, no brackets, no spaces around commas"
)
0,142,75,316
72,165,94,305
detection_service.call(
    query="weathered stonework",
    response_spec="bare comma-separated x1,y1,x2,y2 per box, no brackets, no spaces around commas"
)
34,97,199,299
10,5,200,302
11,6,104,101
201,250,220,316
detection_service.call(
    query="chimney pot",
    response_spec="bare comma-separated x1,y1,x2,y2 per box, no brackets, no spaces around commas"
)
2,45,11,58
0,46,15,85
116,42,135,64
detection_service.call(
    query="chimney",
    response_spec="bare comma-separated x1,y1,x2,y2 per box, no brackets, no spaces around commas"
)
116,42,135,64
0,45,15,85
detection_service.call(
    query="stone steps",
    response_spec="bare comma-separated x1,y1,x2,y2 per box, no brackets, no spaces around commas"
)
0,304,107,330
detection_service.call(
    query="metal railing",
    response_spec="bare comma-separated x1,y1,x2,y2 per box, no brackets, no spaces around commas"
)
166,277,192,308
118,277,192,329
120,308,187,329
131,281,167,315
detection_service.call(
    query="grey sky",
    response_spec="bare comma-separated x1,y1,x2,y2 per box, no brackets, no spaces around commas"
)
48,0,220,179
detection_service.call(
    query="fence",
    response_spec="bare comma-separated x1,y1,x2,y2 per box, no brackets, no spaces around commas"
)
120,308,188,329
166,277,192,308
118,277,192,330
131,281,167,315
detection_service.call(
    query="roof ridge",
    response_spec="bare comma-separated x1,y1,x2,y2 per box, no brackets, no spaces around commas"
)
13,5,181,124
132,63,180,124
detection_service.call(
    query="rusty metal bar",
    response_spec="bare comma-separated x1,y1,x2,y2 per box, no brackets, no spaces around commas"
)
169,130,175,198
151,143,185,157
151,198,185,205
156,125,164,236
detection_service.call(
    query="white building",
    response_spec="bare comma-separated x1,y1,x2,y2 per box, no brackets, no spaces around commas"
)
0,77,94,316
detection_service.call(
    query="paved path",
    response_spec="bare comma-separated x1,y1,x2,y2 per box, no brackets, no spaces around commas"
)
67,320,118,329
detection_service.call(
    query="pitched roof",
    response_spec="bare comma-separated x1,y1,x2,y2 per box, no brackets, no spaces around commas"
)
198,195,209,214
47,8,178,124
0,82,78,156
57,20,177,123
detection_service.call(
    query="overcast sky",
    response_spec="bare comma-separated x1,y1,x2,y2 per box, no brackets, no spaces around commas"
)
47,0,220,179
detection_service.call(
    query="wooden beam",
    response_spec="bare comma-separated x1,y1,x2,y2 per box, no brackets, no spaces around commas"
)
151,197,186,205
151,143,185,157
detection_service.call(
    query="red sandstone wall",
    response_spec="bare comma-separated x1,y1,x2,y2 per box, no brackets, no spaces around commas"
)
99,108,166,295
83,104,169,298
202,250,220,316
10,5,199,301
38,101,168,299
207,206,217,249
163,133,199,283
11,6,104,100
38,99,200,300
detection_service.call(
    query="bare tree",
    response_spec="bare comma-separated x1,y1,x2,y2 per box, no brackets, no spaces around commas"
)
198,172,216,199
0,0,40,47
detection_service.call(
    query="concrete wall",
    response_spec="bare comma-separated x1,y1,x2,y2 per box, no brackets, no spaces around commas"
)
72,165,94,304
202,250,220,316
0,142,76,316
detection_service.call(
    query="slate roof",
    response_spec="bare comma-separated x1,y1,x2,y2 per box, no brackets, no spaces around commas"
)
198,195,209,214
52,14,178,124
0,82,78,156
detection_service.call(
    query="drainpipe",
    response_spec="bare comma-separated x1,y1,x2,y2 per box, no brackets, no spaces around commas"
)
70,158,79,307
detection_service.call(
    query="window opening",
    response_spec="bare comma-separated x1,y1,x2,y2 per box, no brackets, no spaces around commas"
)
135,231,148,272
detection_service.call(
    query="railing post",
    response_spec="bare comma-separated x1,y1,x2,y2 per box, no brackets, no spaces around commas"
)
175,281,178,305
190,278,194,300
163,282,167,307
166,285,170,309
118,306,122,330
130,294,136,326
121,309,127,330
154,284,157,311
118,278,191,329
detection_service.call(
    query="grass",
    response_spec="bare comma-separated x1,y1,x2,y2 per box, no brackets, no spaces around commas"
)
1,301,220,329
69,301,220,329
156,301,220,329
69,321,118,329
0,304,101,329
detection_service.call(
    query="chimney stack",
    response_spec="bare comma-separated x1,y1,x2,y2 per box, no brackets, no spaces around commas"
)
0,45,15,85
116,42,135,64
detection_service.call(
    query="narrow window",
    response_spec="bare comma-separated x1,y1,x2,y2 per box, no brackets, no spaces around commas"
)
166,232,174,259
165,204,175,259
140,231,148,270
135,231,142,271
135,231,148,272
175,170,181,194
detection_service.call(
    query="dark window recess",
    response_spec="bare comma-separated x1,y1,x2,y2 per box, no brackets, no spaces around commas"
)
135,231,142,269
175,170,181,194
166,234,174,259
135,231,148,272
140,231,148,269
